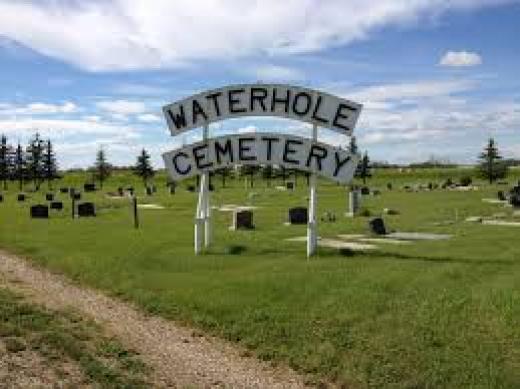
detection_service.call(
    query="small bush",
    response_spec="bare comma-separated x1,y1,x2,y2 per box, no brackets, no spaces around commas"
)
460,176,473,186
224,245,246,255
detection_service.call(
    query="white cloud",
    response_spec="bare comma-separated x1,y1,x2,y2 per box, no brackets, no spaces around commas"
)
0,101,78,115
0,0,510,71
96,100,147,115
439,51,482,67
349,79,476,103
253,65,304,82
137,113,161,122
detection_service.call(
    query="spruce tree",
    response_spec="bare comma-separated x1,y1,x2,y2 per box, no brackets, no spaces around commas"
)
26,133,45,190
349,136,358,154
14,143,26,191
356,152,372,185
0,135,9,190
477,138,508,184
93,147,111,189
43,139,58,189
133,148,155,187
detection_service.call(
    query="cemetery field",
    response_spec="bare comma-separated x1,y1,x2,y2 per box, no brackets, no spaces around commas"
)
1,167,520,387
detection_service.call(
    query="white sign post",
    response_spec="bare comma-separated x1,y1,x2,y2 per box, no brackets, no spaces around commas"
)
307,124,318,258
162,84,363,257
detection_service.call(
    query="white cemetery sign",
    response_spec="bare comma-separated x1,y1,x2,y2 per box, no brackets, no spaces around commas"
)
161,84,363,257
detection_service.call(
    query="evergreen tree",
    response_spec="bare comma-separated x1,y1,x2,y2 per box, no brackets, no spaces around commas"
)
14,143,26,191
43,139,58,189
261,165,273,187
348,136,358,154
26,133,45,190
356,152,372,185
0,135,10,190
93,147,111,189
133,148,155,187
477,138,508,184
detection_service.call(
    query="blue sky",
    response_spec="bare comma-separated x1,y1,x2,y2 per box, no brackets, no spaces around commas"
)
0,0,519,168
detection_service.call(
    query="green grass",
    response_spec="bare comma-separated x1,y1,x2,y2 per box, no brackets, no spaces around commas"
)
0,287,150,388
1,167,519,387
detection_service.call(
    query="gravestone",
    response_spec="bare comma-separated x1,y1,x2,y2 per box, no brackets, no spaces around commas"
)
286,182,294,191
46,193,54,201
387,183,392,190
209,183,215,192
360,187,370,195
369,217,387,235
152,184,157,193
510,185,520,208
117,187,124,196
77,202,96,217
169,185,175,195
497,190,506,201
146,186,153,196
30,204,49,219
50,201,63,210
72,192,81,200
60,187,69,193
84,183,96,192
288,207,308,225
232,210,254,230
0,194,3,203
17,194,25,202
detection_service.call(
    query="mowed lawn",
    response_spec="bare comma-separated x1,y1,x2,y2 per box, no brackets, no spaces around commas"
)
1,168,519,387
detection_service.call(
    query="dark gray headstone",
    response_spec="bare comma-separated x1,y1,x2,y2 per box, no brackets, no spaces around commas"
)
288,207,308,225
361,187,370,195
233,210,254,230
84,183,96,192
60,187,69,193
17,194,26,202
510,186,520,207
46,193,54,201
77,202,96,217
117,187,124,196
30,204,49,219
72,192,81,200
50,201,63,210
498,190,506,201
169,185,175,195
209,183,215,192
369,217,387,235
286,182,294,190
0,194,3,202
145,186,153,196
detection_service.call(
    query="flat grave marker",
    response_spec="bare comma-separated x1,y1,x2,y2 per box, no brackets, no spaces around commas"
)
30,204,49,219
77,202,96,217
50,201,63,210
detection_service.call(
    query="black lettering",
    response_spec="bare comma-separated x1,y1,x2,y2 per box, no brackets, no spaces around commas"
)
306,145,328,171
261,136,279,161
333,103,357,132
292,92,312,116
283,139,303,165
250,87,268,112
228,88,247,113
172,152,191,175
238,137,256,161
333,152,351,176
206,92,222,116
192,144,213,170
311,95,328,124
271,88,291,113
215,139,234,164
192,100,208,125
167,106,187,129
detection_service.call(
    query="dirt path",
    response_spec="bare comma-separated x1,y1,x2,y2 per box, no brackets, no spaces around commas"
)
0,251,307,388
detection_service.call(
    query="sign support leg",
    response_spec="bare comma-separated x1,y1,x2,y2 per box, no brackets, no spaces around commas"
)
195,124,210,254
307,124,318,258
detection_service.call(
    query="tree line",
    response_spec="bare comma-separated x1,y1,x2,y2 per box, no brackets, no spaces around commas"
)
0,133,58,191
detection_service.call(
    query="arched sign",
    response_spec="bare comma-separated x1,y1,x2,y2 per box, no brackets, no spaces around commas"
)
163,84,362,136
163,133,359,184
161,84,363,257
